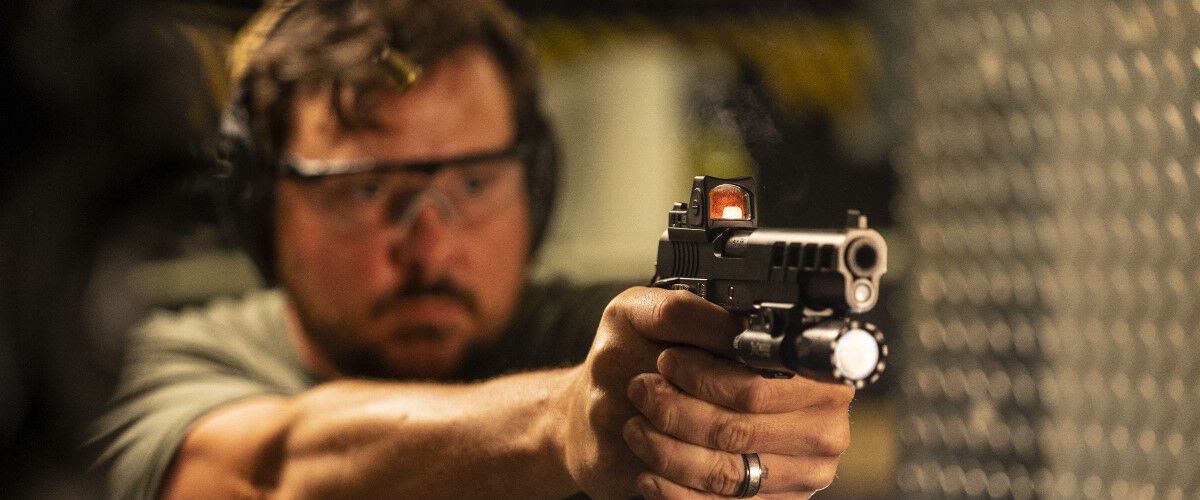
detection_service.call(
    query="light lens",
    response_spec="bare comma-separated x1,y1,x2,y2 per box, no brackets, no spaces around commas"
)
834,329,880,381
709,183,751,220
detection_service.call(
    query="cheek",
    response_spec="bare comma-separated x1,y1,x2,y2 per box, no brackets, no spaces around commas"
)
274,187,395,312
459,198,531,328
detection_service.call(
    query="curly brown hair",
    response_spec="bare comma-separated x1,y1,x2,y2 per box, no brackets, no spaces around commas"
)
237,0,542,163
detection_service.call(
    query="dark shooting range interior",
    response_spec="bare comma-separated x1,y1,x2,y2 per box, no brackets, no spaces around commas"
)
1,0,1196,498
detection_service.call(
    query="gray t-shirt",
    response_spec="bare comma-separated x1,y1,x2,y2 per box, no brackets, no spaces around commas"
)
93,280,627,500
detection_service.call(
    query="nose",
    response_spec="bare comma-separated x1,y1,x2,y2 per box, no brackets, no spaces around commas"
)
390,193,458,283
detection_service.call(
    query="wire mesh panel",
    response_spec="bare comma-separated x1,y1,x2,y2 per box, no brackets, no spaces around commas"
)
896,0,1200,498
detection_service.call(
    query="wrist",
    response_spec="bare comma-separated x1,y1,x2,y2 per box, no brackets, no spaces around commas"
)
509,366,581,497
542,365,583,494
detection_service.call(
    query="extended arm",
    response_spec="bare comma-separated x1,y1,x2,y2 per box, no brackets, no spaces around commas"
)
159,287,852,499
160,369,577,499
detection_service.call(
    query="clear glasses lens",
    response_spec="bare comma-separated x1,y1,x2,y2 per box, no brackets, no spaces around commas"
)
297,156,523,234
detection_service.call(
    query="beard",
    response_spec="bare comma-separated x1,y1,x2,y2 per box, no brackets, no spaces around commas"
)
287,278,484,380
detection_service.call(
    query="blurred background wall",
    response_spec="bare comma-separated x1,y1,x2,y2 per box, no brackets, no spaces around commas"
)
7,0,1200,499
892,1,1200,498
1,2,226,498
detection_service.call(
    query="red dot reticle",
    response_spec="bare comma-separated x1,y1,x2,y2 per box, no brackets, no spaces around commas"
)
708,183,751,220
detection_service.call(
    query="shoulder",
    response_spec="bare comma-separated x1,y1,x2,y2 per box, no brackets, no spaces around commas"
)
120,288,311,407
130,289,286,356
94,289,307,500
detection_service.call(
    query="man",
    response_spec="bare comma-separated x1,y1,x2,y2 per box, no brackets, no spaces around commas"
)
94,0,855,498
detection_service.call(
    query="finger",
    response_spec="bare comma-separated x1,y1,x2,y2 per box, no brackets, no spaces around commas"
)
624,416,841,496
658,347,856,414
624,416,744,495
603,287,742,356
635,472,724,500
628,373,851,456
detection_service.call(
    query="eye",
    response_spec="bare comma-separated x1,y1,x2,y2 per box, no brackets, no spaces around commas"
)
464,176,489,194
350,178,384,201
460,171,497,196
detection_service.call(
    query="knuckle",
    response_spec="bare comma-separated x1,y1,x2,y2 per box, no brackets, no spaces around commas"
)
600,292,633,327
694,372,723,404
586,348,625,390
641,438,673,475
656,349,683,382
710,417,755,452
701,455,745,495
818,386,855,410
637,473,666,500
588,337,619,369
644,383,678,432
829,420,852,455
653,291,691,326
734,383,774,413
833,386,855,408
795,459,839,492
602,287,653,328
585,388,622,428
810,422,850,457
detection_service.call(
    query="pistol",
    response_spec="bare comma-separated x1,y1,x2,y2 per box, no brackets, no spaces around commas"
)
650,176,888,388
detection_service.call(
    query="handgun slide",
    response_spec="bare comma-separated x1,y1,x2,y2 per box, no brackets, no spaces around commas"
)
650,176,888,388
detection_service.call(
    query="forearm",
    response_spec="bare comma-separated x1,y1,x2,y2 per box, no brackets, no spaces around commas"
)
273,367,578,499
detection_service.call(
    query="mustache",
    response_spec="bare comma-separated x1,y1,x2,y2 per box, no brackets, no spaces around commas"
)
369,279,480,318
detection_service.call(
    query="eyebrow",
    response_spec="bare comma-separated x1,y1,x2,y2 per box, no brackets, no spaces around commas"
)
280,143,522,178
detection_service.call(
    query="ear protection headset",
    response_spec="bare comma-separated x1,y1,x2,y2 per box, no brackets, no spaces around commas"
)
212,0,559,286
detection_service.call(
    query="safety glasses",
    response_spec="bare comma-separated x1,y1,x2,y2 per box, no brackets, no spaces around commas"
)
278,143,528,235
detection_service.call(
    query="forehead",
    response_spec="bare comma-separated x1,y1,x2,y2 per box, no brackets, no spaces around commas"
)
285,45,516,162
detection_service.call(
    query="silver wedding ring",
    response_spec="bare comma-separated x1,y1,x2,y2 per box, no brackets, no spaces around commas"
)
737,452,767,498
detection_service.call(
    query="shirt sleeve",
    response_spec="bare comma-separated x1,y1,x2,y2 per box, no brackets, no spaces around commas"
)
91,295,300,500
